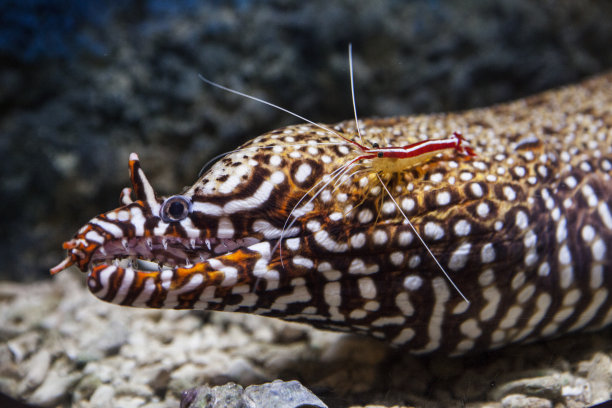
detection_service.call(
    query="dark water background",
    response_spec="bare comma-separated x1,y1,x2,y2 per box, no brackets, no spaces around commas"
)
2,0,612,281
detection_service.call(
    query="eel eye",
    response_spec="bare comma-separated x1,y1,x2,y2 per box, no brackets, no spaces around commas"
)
160,195,192,222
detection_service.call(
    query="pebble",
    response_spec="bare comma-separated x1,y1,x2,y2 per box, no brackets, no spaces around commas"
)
224,357,269,385
72,374,103,403
260,343,310,373
319,336,388,365
490,373,566,401
29,371,81,407
7,332,41,363
115,382,154,399
17,349,51,394
113,395,147,408
88,384,115,408
577,352,612,404
129,363,171,392
78,320,128,360
501,394,552,408
168,363,208,397
561,377,591,405
180,383,245,408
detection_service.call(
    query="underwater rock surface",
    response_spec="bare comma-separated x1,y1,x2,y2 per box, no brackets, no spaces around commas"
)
0,273,611,407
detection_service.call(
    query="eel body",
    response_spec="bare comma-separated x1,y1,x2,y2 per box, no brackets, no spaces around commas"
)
51,73,612,355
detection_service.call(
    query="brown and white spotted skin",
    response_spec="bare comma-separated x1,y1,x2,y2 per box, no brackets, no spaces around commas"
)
52,72,612,355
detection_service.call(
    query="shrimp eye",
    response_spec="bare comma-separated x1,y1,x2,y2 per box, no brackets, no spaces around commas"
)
160,195,192,222
372,142,379,148
377,152,384,158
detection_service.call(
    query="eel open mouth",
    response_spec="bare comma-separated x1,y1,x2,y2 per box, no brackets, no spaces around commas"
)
50,152,265,277
49,153,282,309
87,235,262,272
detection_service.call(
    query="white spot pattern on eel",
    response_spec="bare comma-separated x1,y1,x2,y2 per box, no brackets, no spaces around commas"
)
51,72,612,354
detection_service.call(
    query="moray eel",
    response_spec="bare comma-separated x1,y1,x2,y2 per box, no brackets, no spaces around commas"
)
51,73,612,355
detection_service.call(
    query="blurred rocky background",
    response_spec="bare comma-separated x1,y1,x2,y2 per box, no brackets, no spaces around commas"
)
2,0,612,281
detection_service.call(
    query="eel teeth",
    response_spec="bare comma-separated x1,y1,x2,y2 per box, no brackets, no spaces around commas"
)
136,259,159,271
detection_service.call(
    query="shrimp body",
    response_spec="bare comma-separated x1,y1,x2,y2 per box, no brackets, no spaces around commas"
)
348,131,475,174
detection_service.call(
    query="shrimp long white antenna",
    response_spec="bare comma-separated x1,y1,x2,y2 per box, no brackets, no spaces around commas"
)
348,43,365,145
198,74,365,152
376,173,470,304
274,158,360,265
249,158,359,301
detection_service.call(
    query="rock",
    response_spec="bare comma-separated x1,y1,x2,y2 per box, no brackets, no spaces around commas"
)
244,380,328,408
179,380,328,408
